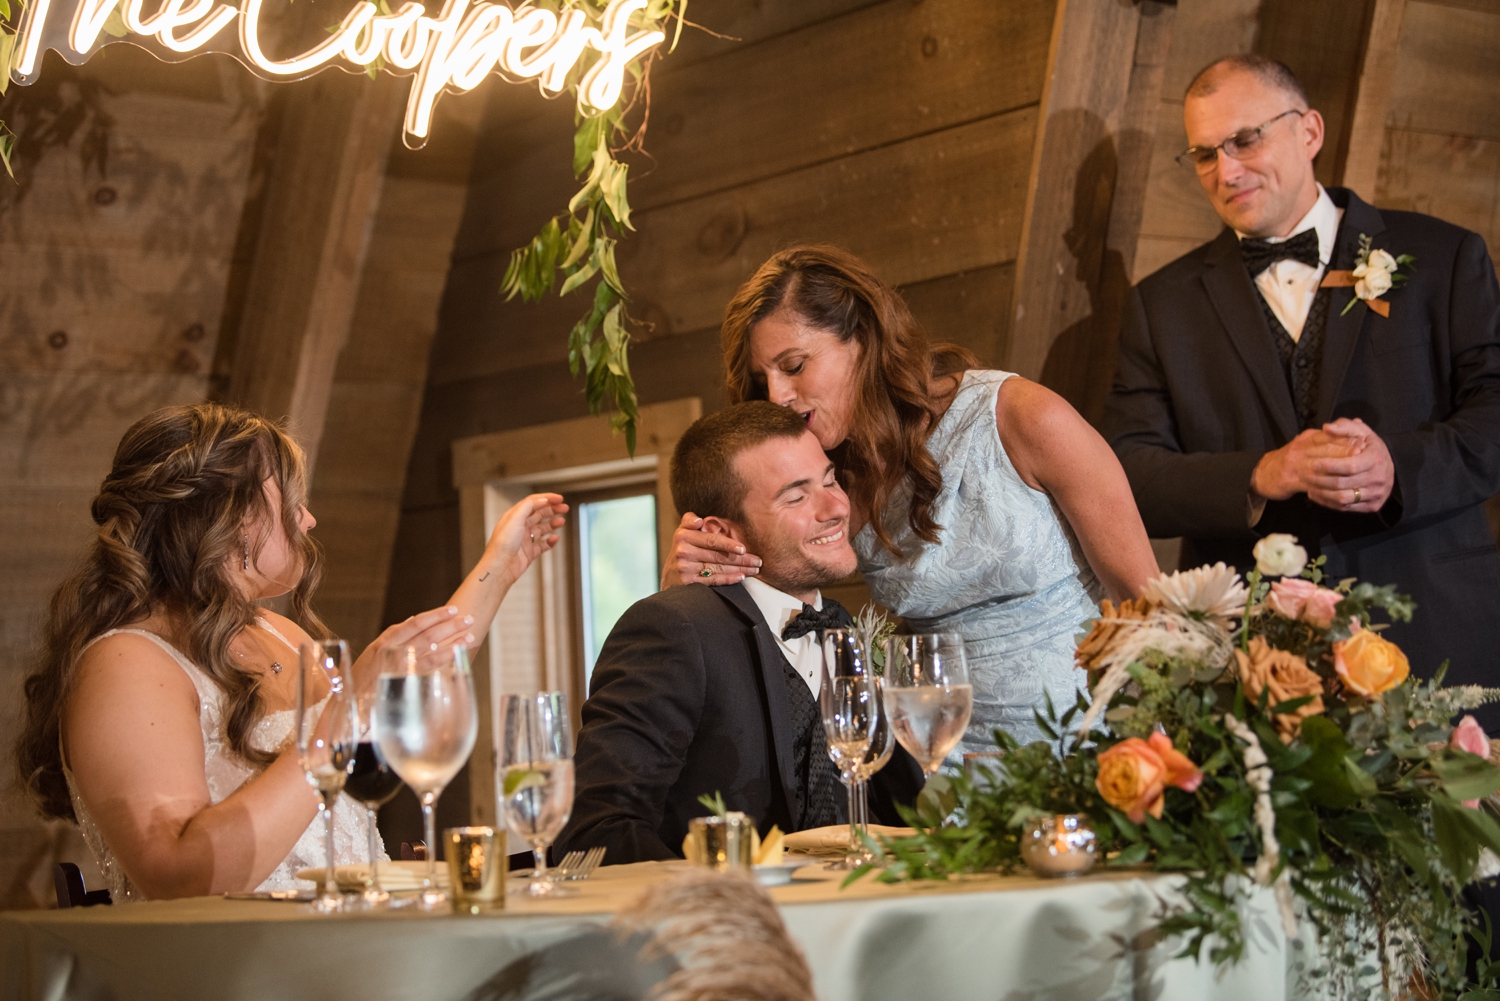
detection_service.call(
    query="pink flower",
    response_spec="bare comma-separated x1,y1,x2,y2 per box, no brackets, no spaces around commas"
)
1452,715,1492,808
1267,578,1342,630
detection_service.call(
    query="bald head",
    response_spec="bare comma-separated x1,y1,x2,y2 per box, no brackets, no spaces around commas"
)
1187,55,1308,108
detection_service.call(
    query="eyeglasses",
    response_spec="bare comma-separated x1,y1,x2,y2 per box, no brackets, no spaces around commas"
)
1176,109,1304,173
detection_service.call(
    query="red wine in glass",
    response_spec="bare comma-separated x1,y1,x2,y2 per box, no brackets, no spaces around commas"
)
346,743,404,807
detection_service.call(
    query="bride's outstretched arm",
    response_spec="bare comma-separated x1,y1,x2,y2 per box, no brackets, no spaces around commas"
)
995,377,1159,602
447,493,567,638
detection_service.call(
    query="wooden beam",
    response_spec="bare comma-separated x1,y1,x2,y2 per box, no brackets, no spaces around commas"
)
222,72,403,473
1339,0,1408,198
1007,0,1175,423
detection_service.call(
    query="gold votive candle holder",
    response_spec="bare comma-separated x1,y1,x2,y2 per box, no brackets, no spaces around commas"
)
1020,814,1097,878
686,813,755,871
444,826,505,913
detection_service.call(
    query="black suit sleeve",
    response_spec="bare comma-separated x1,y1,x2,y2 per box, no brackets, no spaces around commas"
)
1103,286,1265,539
1383,231,1500,522
557,600,707,863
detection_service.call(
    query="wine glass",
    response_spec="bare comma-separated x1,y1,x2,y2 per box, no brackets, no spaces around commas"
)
851,674,894,862
883,633,973,776
374,642,479,911
820,629,878,870
347,683,406,908
498,692,575,897
296,640,358,914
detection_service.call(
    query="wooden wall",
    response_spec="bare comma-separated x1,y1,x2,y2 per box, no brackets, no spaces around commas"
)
0,47,265,908
383,0,1065,627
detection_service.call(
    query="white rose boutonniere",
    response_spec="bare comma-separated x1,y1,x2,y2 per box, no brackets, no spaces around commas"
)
1322,234,1415,317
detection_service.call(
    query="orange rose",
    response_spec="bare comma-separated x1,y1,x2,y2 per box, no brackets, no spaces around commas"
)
1096,734,1202,823
1235,636,1326,742
1334,628,1410,697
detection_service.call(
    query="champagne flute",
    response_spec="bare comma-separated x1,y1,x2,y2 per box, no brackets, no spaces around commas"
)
883,633,973,776
851,674,894,862
375,643,479,911
346,689,405,908
498,692,575,897
820,629,877,870
296,640,358,914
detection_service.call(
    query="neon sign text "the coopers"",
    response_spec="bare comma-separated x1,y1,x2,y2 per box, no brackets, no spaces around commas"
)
11,0,666,142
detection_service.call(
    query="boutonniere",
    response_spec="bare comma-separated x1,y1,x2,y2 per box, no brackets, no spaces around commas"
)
1320,234,1415,317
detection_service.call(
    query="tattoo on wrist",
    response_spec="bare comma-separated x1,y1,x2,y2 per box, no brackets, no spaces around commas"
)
479,572,490,582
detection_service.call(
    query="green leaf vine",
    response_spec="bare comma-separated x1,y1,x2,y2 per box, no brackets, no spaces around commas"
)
501,0,688,456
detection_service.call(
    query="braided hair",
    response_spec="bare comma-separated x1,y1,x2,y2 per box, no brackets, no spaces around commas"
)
15,403,327,821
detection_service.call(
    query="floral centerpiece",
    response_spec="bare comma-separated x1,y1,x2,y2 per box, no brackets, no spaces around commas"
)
859,535,1500,1000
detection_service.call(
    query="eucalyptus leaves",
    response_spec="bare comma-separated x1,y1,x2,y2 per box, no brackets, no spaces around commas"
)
501,0,689,455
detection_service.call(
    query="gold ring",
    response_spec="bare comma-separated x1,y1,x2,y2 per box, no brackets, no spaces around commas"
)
699,563,715,578
1353,488,1361,504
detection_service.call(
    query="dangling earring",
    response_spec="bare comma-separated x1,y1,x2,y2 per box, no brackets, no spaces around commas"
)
242,539,250,571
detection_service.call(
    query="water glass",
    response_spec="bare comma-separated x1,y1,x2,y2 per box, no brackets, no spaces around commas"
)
347,680,405,908
498,692,575,897
851,675,894,861
883,633,973,776
375,642,479,911
820,629,877,869
296,640,357,914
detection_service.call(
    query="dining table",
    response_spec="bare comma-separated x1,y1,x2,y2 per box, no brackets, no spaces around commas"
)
1,857,1312,1001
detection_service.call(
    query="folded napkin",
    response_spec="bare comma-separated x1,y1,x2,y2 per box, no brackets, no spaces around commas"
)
782,825,915,855
294,860,448,892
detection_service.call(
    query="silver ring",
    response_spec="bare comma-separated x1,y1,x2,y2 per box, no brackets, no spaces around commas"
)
530,533,536,544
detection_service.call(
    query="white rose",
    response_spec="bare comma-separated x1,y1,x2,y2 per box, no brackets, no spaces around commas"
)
1253,533,1308,578
1355,266,1393,300
1367,248,1398,273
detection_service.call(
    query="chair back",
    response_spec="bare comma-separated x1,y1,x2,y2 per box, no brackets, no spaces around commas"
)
53,863,113,909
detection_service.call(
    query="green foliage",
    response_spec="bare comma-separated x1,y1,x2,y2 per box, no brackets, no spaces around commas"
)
696,790,727,820
855,561,1500,1000
499,0,689,455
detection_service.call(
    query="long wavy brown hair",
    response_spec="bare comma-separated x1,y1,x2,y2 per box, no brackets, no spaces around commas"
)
16,403,327,822
721,245,977,555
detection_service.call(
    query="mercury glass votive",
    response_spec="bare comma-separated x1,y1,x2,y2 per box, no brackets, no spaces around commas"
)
1021,814,1097,878
445,826,506,913
686,813,755,871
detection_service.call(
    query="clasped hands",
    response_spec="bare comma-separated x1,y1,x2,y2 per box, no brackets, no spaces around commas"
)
1250,418,1394,514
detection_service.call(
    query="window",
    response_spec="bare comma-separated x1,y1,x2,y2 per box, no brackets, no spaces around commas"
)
574,491,660,689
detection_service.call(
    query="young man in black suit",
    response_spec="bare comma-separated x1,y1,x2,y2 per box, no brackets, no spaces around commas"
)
555,402,923,865
1103,55,1500,729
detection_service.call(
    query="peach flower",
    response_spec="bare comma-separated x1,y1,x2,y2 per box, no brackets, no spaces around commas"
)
1235,637,1326,742
1267,578,1342,630
1333,629,1410,697
1096,733,1203,823
1451,715,1491,808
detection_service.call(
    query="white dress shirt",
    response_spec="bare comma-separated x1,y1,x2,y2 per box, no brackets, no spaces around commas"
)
1236,184,1343,342
742,576,824,697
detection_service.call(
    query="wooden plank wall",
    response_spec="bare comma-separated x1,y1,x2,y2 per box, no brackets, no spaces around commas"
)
383,0,1063,632
0,47,265,909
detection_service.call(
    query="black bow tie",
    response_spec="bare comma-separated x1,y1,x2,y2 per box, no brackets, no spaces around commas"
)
780,599,849,641
1240,227,1321,276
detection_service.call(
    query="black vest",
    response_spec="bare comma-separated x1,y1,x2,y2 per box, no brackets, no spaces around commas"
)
779,658,844,830
1255,284,1333,430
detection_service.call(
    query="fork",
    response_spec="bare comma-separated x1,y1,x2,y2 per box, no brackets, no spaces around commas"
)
548,850,584,878
556,846,606,881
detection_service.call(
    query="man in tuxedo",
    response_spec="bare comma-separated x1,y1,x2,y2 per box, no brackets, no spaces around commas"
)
556,402,923,864
1103,55,1500,728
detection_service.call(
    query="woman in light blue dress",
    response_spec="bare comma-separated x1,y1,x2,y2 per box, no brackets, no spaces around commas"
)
665,246,1159,752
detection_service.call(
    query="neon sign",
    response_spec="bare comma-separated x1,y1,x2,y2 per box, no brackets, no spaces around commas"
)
10,0,666,143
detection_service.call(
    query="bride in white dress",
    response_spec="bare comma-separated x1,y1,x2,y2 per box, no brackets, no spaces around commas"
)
14,403,566,901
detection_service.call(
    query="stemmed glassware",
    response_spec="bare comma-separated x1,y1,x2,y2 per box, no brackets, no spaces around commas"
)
498,692,575,897
296,640,358,914
883,633,974,777
819,629,878,870
346,679,406,908
374,642,479,911
850,674,894,862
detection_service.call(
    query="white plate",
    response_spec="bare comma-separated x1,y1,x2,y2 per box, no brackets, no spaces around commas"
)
754,862,809,887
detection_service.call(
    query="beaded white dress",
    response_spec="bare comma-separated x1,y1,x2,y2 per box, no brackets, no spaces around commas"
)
63,621,375,902
855,370,1104,758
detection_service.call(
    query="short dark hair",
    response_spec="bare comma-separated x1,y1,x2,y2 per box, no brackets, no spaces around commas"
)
1186,55,1308,108
670,402,811,523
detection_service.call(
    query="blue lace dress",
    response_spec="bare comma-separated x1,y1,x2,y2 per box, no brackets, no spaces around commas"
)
854,370,1103,757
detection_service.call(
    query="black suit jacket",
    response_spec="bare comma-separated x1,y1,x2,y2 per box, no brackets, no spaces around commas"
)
1103,188,1500,726
555,583,926,864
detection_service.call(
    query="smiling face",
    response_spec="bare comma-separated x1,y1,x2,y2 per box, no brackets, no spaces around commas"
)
1183,68,1323,238
242,475,316,600
747,310,861,451
715,429,857,601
